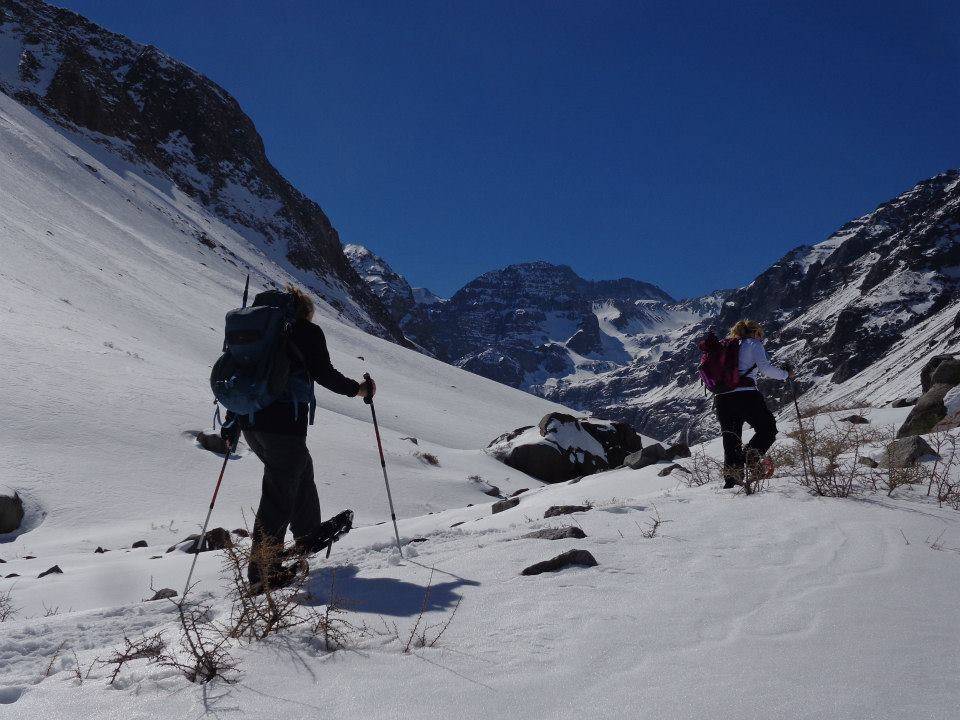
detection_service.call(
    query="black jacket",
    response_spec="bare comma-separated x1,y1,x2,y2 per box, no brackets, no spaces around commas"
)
234,319,360,436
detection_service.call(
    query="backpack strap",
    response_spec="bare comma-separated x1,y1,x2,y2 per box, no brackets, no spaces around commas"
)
287,337,317,426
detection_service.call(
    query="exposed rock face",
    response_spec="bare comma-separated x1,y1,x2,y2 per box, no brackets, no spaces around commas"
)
899,383,954,437
521,549,598,576
884,436,939,468
360,174,960,443
543,505,591,518
0,0,405,342
0,492,24,534
488,413,643,483
522,526,587,540
492,497,520,514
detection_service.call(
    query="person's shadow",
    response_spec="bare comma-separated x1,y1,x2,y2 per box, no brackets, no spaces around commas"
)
299,564,479,618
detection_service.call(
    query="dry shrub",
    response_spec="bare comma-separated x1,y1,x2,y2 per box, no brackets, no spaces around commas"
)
104,632,166,684
685,444,725,487
780,419,889,497
414,451,440,466
161,598,238,684
921,431,960,509
0,587,16,622
402,569,461,653
225,538,310,641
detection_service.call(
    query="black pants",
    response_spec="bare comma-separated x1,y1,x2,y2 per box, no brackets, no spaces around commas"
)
715,390,777,472
242,430,322,582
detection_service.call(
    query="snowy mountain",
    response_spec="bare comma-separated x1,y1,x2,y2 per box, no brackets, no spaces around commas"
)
1,5,960,718
550,170,960,441
0,0,404,342
358,174,960,442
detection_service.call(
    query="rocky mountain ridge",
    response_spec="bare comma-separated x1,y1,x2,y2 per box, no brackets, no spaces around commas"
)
0,0,405,341
352,171,960,441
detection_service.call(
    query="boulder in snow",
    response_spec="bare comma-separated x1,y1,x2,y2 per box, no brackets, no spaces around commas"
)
132,540,148,548
921,355,957,394
623,443,668,469
38,565,63,579
167,527,233,554
931,357,960,387
146,588,178,601
196,431,231,455
0,492,24,534
658,463,692,477
883,436,939,468
543,505,591,518
897,384,952,437
488,413,643,483
891,397,917,408
492,497,520,514
840,414,870,424
859,457,880,469
521,549,598,576
522,526,587,540
94,546,108,554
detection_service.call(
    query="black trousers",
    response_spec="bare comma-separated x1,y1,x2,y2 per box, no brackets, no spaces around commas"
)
714,390,778,471
242,430,322,582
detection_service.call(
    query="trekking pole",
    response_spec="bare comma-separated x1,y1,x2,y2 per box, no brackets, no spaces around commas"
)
363,373,403,557
181,439,232,600
790,379,812,487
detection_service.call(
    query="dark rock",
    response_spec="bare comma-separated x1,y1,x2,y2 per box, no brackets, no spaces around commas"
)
5,573,19,578
450,521,466,528
921,355,956,394
232,528,250,538
132,540,148,548
521,549,598,576
0,558,4,564
510,488,530,497
167,527,233,554
146,588,178,601
38,565,63,579
544,505,591,518
883,436,939,468
492,498,520,514
487,426,534,448
931,357,960,387
666,442,692,460
23,555,35,559
196,431,230,455
0,492,24,534
94,546,108,554
623,443,669,469
400,437,419,445
891,398,917,408
522,526,587,540
658,463,692,477
859,457,880,468
840,415,870,424
897,384,951,437
482,486,502,498
489,413,643,483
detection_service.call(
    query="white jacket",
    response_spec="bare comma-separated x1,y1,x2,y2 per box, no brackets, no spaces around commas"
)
729,337,789,392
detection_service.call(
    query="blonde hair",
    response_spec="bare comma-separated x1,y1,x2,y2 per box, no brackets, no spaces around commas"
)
729,319,764,339
286,284,315,321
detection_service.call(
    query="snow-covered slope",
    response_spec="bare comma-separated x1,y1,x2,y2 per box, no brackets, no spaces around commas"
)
4,390,960,719
0,87,568,558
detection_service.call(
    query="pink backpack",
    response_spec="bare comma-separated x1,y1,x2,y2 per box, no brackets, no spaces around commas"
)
698,331,753,394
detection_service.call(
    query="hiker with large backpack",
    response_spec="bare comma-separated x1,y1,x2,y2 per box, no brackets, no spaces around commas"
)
698,319,793,491
213,283,374,590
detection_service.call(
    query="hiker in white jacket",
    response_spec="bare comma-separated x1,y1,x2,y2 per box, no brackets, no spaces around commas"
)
715,319,793,489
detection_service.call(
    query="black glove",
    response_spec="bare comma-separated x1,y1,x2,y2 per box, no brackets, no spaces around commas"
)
220,414,240,449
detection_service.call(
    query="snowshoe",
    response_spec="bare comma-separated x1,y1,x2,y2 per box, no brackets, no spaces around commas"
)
245,558,308,597
283,509,354,559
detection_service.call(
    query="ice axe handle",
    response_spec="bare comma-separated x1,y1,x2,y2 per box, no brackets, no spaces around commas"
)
362,372,374,405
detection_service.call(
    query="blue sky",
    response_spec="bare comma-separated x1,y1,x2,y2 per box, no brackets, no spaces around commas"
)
56,1,959,299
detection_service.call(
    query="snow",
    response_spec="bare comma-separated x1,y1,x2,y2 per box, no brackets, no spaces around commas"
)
0,63,959,720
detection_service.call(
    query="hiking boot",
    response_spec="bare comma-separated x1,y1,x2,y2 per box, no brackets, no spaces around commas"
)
246,558,308,597
723,476,739,489
722,465,744,489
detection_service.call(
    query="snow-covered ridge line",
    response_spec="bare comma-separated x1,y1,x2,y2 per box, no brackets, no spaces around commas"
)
0,0,405,342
